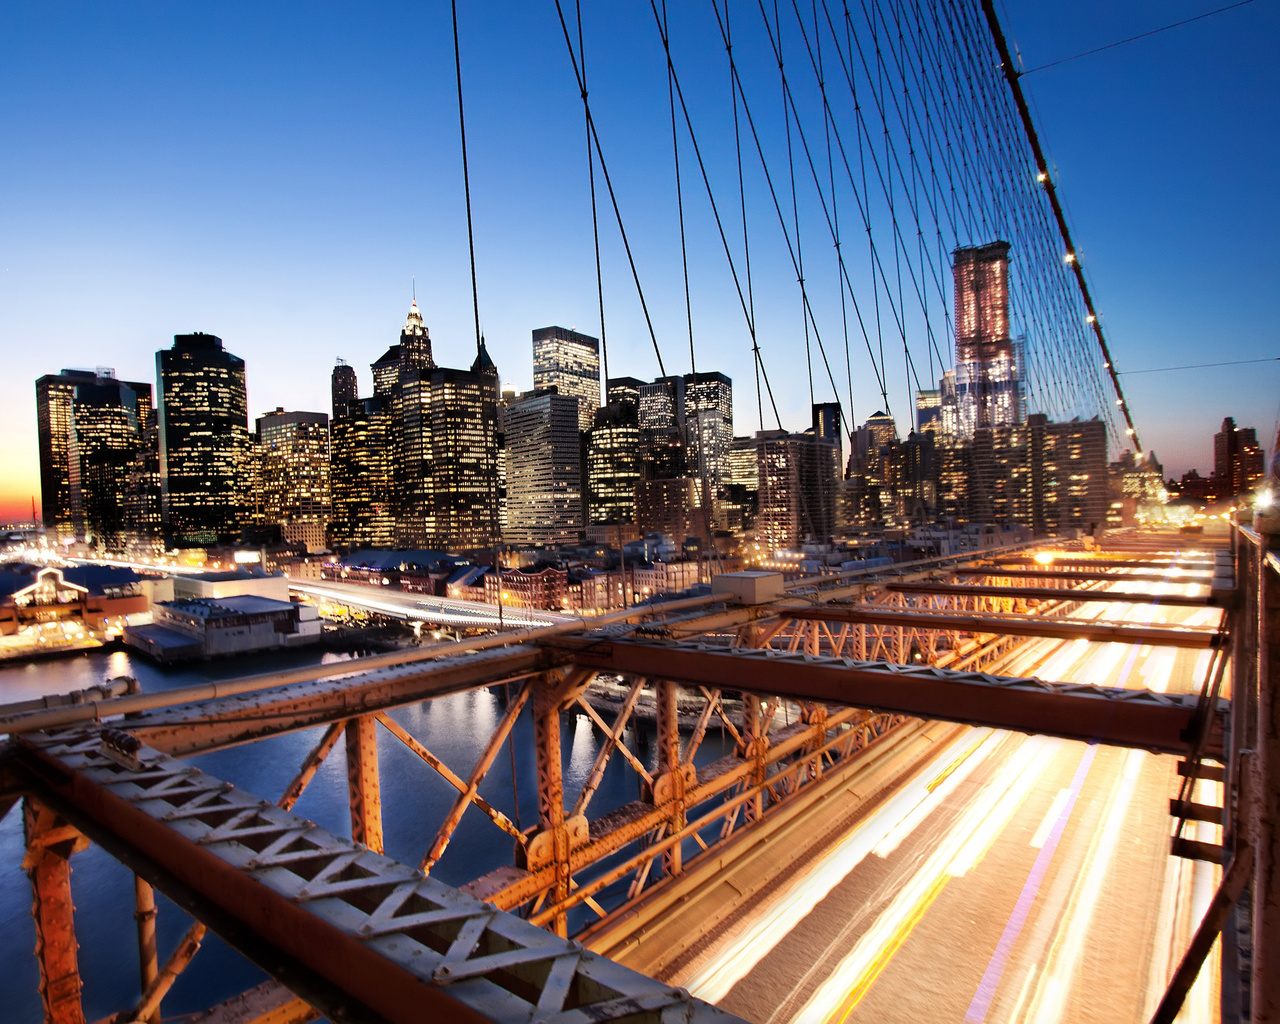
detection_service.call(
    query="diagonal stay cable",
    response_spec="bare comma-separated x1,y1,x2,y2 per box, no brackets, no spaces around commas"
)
553,0,667,378
717,0,889,420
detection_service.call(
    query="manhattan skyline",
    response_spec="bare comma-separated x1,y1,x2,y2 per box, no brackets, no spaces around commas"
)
1,1,1276,523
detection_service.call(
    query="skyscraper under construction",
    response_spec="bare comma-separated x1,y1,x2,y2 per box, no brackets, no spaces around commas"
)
953,241,1023,436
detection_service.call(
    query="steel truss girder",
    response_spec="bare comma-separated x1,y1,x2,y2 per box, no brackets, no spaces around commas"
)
463,699,881,911
542,637,1224,756
15,728,743,1024
882,581,1219,608
786,606,1219,648
991,556,1214,571
954,567,1210,584
125,645,570,756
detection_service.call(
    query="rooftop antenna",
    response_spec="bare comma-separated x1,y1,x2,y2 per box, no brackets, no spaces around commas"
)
412,276,416,304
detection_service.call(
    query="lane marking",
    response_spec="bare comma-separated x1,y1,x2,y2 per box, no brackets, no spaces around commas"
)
791,737,1059,1023
825,874,950,1024
963,742,1099,1022
683,729,998,1002
1029,789,1070,849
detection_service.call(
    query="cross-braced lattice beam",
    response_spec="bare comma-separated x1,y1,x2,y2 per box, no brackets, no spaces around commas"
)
541,636,1223,756
14,728,744,1024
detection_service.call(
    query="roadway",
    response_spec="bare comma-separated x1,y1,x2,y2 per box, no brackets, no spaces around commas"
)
666,558,1222,1023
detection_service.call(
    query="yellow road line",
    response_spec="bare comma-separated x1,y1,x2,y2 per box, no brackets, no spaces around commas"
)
827,873,951,1024
926,732,987,793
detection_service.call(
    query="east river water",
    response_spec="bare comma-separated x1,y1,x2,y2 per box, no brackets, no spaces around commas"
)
0,646,733,1020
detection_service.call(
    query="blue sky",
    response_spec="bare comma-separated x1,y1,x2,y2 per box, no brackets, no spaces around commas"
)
1,1,1275,521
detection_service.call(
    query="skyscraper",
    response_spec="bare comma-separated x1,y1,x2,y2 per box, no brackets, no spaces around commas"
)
1214,417,1266,497
156,333,251,546
953,241,1023,436
416,349,501,551
372,301,434,398
502,389,582,546
331,359,358,420
347,301,501,552
36,369,152,544
755,428,840,550
915,389,942,436
533,326,600,433
255,409,331,552
330,397,394,550
587,402,641,526
1033,415,1109,534
606,376,646,412
812,401,843,475
638,376,684,437
683,371,733,487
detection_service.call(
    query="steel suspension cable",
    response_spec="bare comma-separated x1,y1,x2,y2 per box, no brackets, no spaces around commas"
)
451,0,482,356
575,1,610,395
650,0,785,430
724,0,767,431
978,0,1140,449
708,0,865,421
812,0,857,431
552,0,668,378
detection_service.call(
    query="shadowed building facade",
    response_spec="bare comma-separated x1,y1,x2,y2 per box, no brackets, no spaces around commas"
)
503,389,582,546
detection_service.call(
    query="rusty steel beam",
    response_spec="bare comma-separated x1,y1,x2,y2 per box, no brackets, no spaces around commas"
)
344,716,382,855
521,711,898,929
954,566,1209,584
186,980,317,1024
787,606,1219,649
375,713,525,848
125,644,567,756
24,799,86,1024
467,700,875,917
277,722,345,813
542,637,1222,756
17,728,742,1024
1253,531,1280,1023
129,921,208,1024
882,580,1218,608
420,682,531,874
133,876,160,1024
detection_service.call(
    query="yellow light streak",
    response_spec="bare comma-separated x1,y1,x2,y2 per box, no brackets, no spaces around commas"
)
826,874,950,1024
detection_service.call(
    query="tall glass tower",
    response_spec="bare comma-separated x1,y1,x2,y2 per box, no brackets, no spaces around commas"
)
532,326,600,433
156,333,250,546
953,241,1023,436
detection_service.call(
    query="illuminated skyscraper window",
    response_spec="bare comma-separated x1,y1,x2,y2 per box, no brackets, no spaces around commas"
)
533,326,600,433
255,408,330,553
953,241,1023,436
35,368,152,545
156,333,251,546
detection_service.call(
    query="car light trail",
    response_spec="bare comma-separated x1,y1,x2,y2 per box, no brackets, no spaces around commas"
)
683,728,1001,1004
788,735,1065,1023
